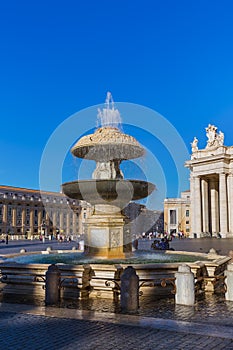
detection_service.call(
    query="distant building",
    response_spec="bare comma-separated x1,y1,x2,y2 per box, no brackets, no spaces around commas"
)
164,191,191,237
0,185,91,239
124,202,162,236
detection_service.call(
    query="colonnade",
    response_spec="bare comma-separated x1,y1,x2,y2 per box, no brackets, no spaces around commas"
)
190,173,233,238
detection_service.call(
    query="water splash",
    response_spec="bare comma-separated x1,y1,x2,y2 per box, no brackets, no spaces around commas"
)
97,92,122,129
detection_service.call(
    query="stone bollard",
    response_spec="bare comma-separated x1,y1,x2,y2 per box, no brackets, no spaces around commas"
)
175,264,195,306
120,266,139,313
228,251,233,263
225,264,233,301
45,264,61,305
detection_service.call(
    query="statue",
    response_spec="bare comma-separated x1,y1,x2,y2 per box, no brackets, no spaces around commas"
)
217,131,224,146
191,137,198,152
206,124,217,148
205,124,224,148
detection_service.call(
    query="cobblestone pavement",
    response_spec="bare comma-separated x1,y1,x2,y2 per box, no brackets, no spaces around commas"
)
0,239,79,257
1,303,233,350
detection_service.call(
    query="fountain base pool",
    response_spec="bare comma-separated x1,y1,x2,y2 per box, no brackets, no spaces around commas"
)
0,249,230,302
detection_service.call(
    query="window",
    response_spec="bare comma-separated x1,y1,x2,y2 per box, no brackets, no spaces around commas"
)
186,220,189,225
17,207,21,217
8,207,12,216
169,210,176,225
186,210,189,217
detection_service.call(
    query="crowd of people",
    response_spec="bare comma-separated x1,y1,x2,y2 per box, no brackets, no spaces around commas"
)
132,230,185,251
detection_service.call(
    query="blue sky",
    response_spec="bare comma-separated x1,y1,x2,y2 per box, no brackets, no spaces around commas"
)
1,0,233,209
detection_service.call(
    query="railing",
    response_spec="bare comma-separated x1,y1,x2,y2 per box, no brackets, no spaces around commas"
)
0,258,230,303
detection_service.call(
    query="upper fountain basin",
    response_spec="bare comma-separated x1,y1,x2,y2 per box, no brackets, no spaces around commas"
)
71,127,144,161
62,179,155,206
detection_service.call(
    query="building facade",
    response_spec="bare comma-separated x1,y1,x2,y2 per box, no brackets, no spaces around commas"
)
124,202,162,236
0,185,91,240
185,124,233,238
164,191,191,237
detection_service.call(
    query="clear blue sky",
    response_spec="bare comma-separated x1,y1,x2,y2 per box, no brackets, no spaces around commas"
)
1,0,233,209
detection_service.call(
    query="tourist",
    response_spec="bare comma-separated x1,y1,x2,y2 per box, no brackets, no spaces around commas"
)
5,233,8,245
155,238,170,250
79,239,84,251
149,232,153,240
133,238,138,250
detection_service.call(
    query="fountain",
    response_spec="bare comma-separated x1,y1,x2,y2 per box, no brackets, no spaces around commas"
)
62,92,155,259
0,95,231,304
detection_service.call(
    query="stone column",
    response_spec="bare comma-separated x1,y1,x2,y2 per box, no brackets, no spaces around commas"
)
190,175,195,238
201,178,209,234
3,204,7,234
227,174,233,234
52,210,57,236
192,176,202,237
219,173,228,237
210,178,219,236
12,207,17,235
29,208,34,238
66,212,70,235
59,211,64,232
21,207,26,235
73,211,77,235
38,210,42,232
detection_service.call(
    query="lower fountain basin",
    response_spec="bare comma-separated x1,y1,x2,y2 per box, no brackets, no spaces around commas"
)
4,250,207,265
62,179,155,205
1,249,230,302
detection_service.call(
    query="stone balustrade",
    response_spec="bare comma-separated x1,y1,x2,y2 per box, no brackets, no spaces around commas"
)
0,254,231,304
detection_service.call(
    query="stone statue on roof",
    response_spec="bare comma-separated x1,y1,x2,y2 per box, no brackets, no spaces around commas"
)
217,130,224,146
205,124,224,148
191,137,198,152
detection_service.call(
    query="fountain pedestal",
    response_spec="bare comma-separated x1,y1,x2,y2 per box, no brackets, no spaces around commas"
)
85,204,129,259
